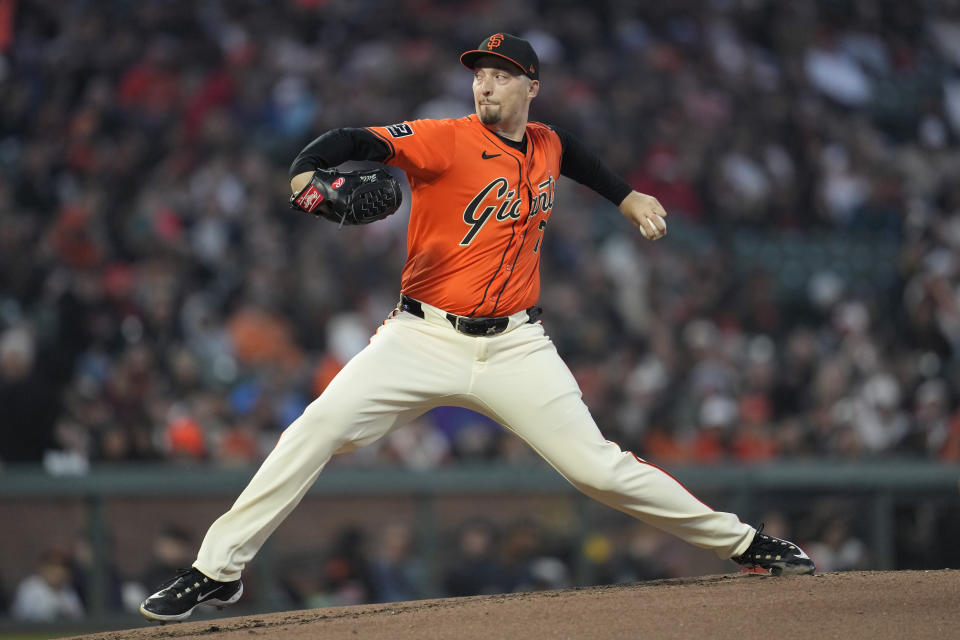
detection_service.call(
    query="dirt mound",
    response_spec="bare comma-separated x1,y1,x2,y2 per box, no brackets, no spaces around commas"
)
66,570,959,640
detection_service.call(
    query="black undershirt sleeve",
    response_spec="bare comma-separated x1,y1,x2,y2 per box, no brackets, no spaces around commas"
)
550,125,633,206
288,127,391,178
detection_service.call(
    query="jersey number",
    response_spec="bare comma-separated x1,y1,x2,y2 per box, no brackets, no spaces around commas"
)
533,219,548,253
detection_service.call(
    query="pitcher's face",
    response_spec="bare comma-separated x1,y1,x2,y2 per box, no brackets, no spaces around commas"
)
471,56,538,130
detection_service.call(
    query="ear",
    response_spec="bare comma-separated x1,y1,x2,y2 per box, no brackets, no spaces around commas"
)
528,79,540,99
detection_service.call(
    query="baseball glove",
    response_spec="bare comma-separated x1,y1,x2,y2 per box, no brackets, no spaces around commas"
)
290,167,402,226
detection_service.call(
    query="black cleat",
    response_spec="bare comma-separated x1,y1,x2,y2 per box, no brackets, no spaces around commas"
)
139,568,243,622
732,525,816,576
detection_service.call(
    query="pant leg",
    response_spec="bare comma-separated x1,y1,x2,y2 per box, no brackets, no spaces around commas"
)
195,313,470,581
468,322,755,559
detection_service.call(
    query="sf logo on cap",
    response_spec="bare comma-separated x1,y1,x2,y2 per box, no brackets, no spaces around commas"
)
487,34,504,49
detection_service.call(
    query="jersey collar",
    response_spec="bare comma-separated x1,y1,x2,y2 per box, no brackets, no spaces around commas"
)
468,114,528,158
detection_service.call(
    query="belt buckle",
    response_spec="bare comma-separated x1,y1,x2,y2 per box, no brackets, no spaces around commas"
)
455,317,482,335
454,316,485,336
457,316,483,336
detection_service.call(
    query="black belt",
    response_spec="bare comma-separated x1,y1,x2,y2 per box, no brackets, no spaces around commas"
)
399,295,542,336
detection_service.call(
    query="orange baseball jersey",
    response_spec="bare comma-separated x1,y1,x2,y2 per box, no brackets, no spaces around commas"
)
366,114,561,317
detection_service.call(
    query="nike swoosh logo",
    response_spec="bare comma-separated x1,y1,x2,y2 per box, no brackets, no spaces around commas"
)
196,588,219,601
481,151,501,159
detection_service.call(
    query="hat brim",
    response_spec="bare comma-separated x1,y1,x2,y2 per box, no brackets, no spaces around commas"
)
460,50,530,78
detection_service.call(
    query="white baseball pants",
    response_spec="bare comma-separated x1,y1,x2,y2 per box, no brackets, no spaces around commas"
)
194,302,755,581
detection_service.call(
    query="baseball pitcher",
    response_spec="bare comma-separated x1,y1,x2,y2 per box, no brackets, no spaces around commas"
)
141,33,814,622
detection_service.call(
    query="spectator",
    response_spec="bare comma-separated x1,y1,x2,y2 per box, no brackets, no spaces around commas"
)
808,516,869,573
306,527,375,608
443,518,510,597
499,519,566,593
369,522,427,603
70,535,127,614
0,324,59,463
690,394,736,464
11,547,85,621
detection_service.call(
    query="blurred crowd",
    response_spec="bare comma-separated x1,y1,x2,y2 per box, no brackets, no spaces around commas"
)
2,0,960,471
5,499,957,621
0,509,875,620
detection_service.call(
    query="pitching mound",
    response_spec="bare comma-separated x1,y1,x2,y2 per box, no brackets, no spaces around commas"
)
67,570,958,640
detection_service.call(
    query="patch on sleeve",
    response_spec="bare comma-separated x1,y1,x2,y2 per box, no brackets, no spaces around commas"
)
386,123,414,138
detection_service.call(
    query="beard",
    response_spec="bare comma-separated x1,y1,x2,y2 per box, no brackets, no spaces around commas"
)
478,104,501,124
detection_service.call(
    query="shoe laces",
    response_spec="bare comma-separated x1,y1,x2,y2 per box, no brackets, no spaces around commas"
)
746,523,800,557
751,523,771,548
159,568,204,593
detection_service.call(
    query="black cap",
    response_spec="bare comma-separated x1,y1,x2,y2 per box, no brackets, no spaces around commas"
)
460,33,539,81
